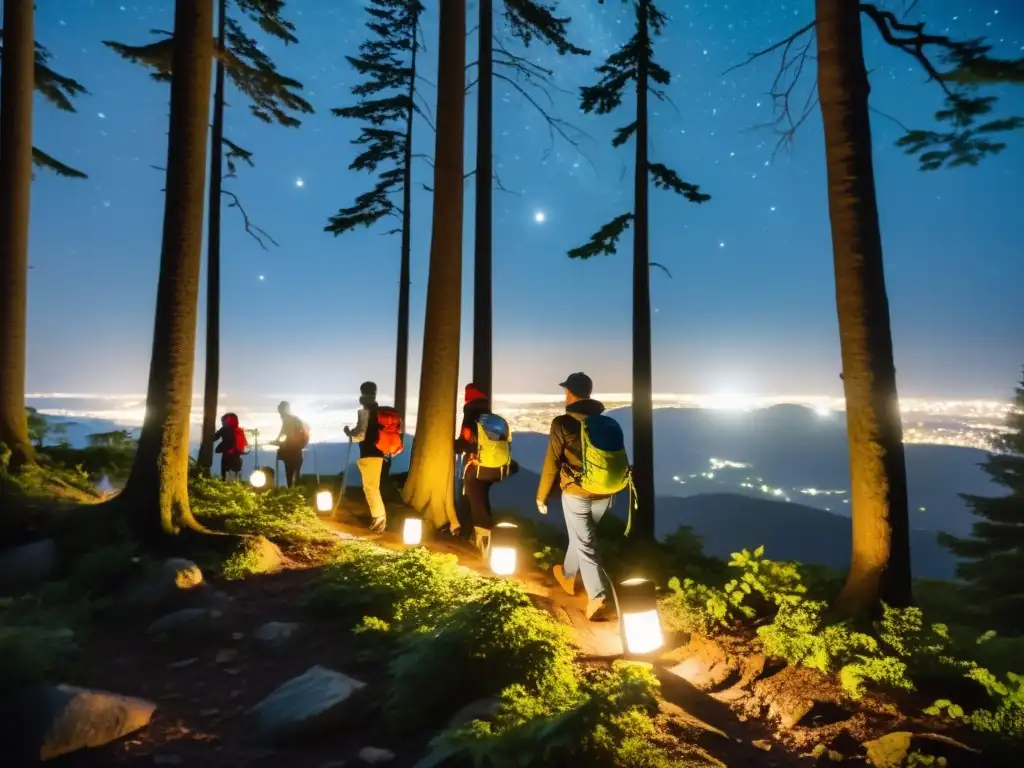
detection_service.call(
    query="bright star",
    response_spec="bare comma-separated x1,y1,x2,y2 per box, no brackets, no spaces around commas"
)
295,178,305,188
534,210,546,223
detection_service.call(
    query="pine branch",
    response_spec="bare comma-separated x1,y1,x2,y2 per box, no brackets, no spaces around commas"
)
221,188,278,249
1,32,91,111
103,36,173,81
31,147,87,180
648,162,711,204
501,0,590,56
493,71,587,157
222,137,255,177
944,56,1024,86
567,213,633,259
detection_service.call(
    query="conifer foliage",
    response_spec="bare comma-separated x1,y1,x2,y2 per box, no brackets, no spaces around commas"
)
940,370,1024,632
567,0,709,539
326,0,423,423
0,31,89,178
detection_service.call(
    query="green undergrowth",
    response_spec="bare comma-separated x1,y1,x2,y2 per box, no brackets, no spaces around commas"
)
660,544,1024,745
307,542,690,766
188,472,339,569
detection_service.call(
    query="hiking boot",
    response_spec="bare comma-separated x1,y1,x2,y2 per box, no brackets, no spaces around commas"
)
585,597,611,622
552,565,577,596
474,527,491,558
369,516,387,534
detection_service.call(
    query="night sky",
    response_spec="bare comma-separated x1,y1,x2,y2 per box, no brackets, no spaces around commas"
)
24,0,1024,401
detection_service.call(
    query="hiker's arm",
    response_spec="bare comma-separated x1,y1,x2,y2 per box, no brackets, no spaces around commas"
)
346,409,368,443
537,419,564,502
453,414,473,454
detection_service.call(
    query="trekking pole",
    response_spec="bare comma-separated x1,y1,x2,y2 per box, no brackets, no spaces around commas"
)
335,438,354,513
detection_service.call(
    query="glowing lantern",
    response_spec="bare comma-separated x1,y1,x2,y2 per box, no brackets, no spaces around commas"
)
402,516,424,546
315,490,334,513
617,578,664,656
489,522,519,576
250,469,268,489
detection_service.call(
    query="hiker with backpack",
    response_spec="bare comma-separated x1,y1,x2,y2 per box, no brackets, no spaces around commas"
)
344,381,404,533
455,383,518,555
536,372,633,622
271,400,308,488
214,412,248,481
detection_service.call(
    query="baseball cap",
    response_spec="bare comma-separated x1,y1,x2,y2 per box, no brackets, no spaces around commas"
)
559,372,593,398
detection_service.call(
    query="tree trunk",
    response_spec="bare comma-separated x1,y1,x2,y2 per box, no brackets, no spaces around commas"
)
816,0,912,615
629,0,655,540
197,0,227,476
394,5,419,426
117,0,215,541
0,0,36,471
401,0,466,531
471,0,493,396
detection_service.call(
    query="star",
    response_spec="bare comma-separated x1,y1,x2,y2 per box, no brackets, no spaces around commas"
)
534,210,546,223
295,177,305,188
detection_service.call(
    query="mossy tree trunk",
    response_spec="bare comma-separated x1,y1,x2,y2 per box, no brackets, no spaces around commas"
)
401,0,466,531
630,0,655,541
0,0,36,472
197,0,227,476
117,0,215,541
816,0,912,615
471,0,493,397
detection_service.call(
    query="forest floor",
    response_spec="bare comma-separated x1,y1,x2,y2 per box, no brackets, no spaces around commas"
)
2,471,1004,767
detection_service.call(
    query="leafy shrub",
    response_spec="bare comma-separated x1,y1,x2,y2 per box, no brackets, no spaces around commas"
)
189,473,337,559
305,544,484,633
421,662,686,768
387,580,577,731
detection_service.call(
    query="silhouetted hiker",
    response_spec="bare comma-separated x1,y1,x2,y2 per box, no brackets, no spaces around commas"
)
345,381,404,533
536,372,626,622
214,412,248,481
455,383,517,556
271,401,308,487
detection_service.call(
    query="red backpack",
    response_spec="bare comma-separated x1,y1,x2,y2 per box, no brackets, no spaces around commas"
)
374,407,404,458
234,427,249,455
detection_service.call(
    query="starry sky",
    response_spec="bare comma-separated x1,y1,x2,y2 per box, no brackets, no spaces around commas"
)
23,0,1024,401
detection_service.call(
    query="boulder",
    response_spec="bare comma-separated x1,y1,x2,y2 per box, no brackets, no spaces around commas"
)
248,665,369,744
358,747,396,764
121,558,204,615
0,683,156,762
0,539,57,595
253,621,301,651
863,731,980,768
147,607,224,638
446,698,502,729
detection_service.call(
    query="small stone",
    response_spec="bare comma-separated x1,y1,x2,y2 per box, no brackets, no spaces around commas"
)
253,621,300,651
215,648,238,664
358,746,395,764
0,539,57,595
752,740,773,752
147,607,222,637
248,665,369,744
169,657,198,669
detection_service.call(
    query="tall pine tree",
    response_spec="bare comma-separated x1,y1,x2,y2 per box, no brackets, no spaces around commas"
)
939,370,1024,633
325,0,424,426
106,1,312,475
738,2,1020,616
567,0,709,540
471,0,588,396
0,24,88,472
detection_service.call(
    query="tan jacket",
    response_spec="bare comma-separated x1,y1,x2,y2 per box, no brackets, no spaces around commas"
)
536,399,610,502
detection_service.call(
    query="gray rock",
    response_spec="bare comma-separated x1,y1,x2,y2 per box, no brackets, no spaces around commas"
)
0,539,57,595
0,684,156,762
446,697,502,729
248,665,368,744
147,607,223,637
122,558,204,614
253,621,301,650
358,747,395,764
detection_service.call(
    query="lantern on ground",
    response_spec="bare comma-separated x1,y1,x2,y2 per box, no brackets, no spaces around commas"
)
250,469,268,489
402,516,424,546
489,522,519,576
315,490,334,513
617,578,664,656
